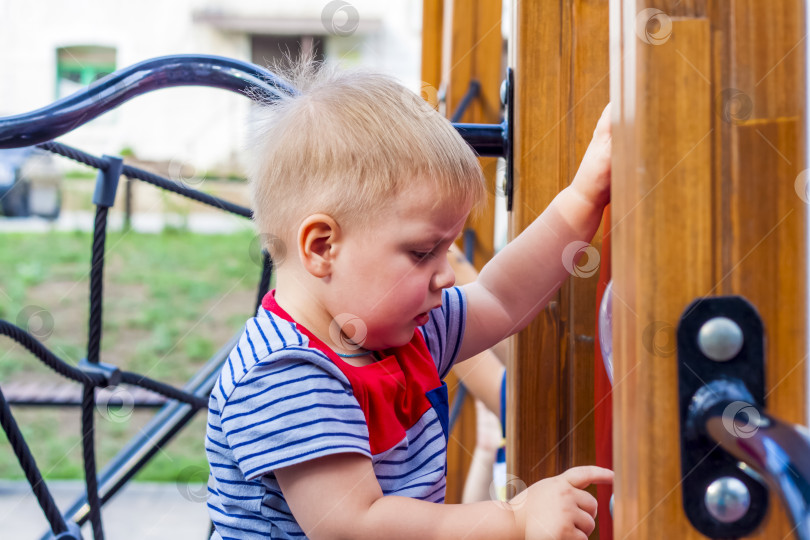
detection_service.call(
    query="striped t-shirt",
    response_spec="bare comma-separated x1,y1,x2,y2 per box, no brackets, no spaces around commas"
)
206,286,467,539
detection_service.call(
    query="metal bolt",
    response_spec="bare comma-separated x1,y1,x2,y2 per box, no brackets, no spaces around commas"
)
698,317,743,362
609,493,614,519
705,476,751,523
500,79,508,106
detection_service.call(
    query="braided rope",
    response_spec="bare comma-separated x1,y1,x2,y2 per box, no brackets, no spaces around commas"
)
35,141,253,218
254,252,273,313
119,372,208,409
120,164,252,218
81,385,104,540
0,321,99,385
8,139,271,539
0,386,70,536
37,141,109,171
0,321,212,538
0,322,207,408
87,206,108,365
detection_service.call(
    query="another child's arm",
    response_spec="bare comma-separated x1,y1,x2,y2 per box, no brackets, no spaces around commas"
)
274,452,611,540
459,105,611,361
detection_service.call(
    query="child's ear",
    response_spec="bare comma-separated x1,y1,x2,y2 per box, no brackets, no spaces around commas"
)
297,213,341,278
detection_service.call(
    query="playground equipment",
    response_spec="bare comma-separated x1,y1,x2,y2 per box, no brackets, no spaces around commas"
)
0,54,508,539
3,0,810,538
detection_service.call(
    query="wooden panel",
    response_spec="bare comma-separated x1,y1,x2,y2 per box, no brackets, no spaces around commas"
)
508,0,609,503
611,0,806,537
612,16,713,538
438,0,503,504
421,0,443,90
509,0,565,489
443,0,503,270
565,0,610,482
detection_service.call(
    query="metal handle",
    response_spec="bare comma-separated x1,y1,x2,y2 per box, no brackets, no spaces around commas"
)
688,378,810,539
677,296,810,539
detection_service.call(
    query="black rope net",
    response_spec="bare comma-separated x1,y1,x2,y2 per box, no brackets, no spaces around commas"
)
1,141,270,540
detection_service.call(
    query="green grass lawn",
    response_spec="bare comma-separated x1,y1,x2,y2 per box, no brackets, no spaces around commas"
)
0,228,266,482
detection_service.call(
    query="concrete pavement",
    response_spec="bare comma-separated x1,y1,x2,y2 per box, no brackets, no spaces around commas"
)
0,480,211,539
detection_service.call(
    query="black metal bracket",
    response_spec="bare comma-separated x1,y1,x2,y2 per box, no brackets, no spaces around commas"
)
505,67,514,211
678,296,769,537
78,358,121,387
92,155,123,208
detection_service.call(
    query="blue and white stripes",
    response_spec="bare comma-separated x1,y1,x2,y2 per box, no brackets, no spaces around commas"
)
206,286,467,539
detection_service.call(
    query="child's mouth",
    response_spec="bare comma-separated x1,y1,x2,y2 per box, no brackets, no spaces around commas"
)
414,312,430,326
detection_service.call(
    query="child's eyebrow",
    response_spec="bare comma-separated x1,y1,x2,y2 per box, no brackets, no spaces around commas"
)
411,234,459,247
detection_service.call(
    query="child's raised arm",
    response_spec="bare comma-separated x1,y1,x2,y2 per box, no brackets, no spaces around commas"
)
274,452,612,539
458,105,611,361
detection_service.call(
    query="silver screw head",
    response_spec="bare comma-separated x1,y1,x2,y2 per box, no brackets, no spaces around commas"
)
698,317,744,362
705,476,751,523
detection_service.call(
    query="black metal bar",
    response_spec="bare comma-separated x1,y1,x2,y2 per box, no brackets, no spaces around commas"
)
454,122,507,157
504,67,515,210
0,55,507,159
0,55,296,149
449,80,481,123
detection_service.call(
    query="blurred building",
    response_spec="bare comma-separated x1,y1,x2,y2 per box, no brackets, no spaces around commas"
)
0,0,424,173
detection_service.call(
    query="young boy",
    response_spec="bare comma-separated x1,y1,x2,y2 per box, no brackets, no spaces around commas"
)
206,61,613,540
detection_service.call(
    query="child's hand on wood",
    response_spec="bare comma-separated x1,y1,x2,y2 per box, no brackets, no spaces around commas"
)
511,466,613,540
571,103,612,208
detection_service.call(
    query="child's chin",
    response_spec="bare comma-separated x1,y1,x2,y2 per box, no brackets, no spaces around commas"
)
375,329,417,350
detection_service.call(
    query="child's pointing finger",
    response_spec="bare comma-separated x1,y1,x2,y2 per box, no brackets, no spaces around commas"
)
561,465,614,489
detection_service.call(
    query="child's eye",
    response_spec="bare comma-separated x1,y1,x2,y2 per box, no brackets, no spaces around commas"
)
411,251,434,262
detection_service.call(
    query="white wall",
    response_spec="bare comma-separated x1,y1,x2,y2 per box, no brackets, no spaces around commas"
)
0,0,423,172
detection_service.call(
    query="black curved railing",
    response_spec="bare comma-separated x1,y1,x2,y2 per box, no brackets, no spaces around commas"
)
0,54,508,539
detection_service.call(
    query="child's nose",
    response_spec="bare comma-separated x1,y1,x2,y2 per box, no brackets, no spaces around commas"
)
431,259,456,291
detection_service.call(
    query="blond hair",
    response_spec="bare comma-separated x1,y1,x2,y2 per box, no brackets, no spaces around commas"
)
245,59,485,253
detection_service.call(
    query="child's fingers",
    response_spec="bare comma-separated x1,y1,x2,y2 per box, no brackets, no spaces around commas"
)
561,465,614,489
594,102,612,139
574,488,598,518
572,506,597,537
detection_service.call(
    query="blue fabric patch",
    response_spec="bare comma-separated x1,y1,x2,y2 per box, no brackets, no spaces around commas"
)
500,370,507,439
425,382,449,439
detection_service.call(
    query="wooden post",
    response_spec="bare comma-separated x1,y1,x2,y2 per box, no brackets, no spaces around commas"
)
439,0,503,504
508,0,610,505
611,1,807,537
442,0,503,270
421,0,503,504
